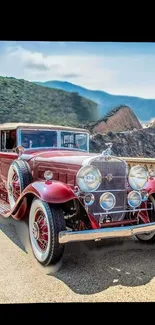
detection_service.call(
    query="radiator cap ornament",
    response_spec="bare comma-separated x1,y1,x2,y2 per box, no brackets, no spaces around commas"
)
102,142,113,158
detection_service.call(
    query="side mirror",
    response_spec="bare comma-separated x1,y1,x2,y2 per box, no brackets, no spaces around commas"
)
14,145,25,157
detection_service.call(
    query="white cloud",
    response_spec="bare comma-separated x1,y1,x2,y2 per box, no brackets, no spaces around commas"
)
0,45,118,89
0,45,155,99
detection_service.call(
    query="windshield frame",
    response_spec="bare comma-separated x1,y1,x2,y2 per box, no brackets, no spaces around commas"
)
17,128,90,152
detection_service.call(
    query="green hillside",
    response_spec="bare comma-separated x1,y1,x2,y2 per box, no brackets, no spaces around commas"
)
0,76,97,126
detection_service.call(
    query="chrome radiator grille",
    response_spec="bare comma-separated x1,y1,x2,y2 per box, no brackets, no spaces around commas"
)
88,157,127,221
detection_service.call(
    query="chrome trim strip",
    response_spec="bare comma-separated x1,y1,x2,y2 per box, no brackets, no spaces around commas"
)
94,189,126,193
93,207,152,215
59,221,155,244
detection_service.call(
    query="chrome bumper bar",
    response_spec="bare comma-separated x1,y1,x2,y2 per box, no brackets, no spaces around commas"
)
93,206,153,215
59,222,155,244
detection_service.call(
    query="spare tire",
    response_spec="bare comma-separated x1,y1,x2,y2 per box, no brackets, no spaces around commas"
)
7,159,32,209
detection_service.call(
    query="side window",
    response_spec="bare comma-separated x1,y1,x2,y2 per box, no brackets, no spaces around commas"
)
1,130,16,152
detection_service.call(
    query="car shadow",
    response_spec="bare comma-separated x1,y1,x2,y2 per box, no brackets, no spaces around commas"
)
55,238,155,295
0,216,26,252
0,216,63,274
1,216,155,295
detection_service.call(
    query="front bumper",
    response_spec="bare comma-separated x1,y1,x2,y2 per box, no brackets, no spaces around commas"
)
59,222,155,244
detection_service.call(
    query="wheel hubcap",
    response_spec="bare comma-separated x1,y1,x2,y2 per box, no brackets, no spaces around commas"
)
31,210,49,252
29,200,52,263
33,222,40,240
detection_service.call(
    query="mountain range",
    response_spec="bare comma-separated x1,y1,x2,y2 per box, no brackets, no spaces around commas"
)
34,80,155,123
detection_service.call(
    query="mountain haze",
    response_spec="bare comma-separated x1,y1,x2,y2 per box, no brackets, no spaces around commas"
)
34,80,155,122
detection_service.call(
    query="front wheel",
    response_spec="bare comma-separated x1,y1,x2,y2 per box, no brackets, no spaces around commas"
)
136,195,155,243
29,198,66,266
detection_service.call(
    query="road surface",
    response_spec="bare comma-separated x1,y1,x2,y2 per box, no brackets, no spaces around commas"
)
1,216,155,303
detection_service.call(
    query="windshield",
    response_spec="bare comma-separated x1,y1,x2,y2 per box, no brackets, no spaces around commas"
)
61,131,88,151
20,129,57,148
19,129,89,151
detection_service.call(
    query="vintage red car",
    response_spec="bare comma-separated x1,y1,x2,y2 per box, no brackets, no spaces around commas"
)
0,122,155,268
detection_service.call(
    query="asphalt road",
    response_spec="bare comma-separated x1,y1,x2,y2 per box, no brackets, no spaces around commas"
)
1,216,155,303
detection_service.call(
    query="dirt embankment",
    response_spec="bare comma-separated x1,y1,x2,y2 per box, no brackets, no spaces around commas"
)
90,106,142,134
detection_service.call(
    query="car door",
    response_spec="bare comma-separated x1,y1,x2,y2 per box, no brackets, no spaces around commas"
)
0,152,18,186
0,130,18,189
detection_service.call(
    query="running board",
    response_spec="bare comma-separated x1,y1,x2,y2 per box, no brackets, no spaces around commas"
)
0,199,10,217
59,222,155,244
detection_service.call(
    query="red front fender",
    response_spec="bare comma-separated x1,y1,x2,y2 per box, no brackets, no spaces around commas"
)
146,178,155,196
22,180,77,204
6,180,78,221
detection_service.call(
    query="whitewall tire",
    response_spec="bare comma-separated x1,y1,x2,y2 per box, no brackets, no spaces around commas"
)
29,198,66,266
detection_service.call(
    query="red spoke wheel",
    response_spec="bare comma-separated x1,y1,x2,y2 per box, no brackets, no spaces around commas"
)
7,160,32,209
29,198,66,266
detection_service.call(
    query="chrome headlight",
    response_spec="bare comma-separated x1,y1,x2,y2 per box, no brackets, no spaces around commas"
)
128,190,142,208
141,190,149,202
44,170,53,180
84,193,95,206
100,192,116,211
128,165,148,190
76,165,102,192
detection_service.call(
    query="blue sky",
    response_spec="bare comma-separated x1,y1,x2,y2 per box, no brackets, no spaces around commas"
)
0,41,155,98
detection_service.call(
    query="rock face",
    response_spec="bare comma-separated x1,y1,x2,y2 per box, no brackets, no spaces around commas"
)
91,106,142,134
149,119,155,127
89,127,155,158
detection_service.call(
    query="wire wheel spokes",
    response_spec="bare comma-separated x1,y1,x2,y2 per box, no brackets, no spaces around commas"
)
34,210,49,251
12,170,21,201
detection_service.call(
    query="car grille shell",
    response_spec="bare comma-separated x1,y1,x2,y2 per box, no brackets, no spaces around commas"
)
87,156,128,221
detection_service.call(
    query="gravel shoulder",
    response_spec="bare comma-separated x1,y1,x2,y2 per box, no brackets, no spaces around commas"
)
1,216,155,303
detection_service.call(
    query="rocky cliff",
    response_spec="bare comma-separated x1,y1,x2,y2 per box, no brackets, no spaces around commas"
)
87,106,142,134
89,127,155,158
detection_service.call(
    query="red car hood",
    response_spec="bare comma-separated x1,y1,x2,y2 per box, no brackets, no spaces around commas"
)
21,149,97,166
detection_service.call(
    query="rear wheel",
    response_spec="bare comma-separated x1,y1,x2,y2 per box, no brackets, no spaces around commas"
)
29,198,66,266
136,195,155,243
